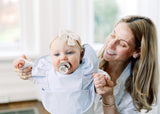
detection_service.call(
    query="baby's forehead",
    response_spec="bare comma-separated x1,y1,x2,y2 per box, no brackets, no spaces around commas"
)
50,42,77,51
51,37,80,48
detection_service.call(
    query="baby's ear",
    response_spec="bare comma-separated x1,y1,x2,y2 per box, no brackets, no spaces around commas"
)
80,50,84,62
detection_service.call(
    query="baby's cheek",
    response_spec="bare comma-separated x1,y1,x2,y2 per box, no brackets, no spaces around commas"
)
52,62,59,71
72,61,79,69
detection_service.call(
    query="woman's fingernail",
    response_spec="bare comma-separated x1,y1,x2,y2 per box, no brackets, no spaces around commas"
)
104,76,108,81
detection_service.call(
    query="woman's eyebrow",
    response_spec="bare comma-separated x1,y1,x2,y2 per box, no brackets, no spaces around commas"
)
119,39,129,44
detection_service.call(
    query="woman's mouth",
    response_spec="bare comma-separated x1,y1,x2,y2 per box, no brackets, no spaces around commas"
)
106,50,116,56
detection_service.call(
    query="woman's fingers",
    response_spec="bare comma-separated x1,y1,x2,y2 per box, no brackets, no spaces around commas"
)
21,54,28,60
96,87,109,95
13,54,33,80
19,75,32,80
17,71,32,80
13,54,28,69
95,83,104,88
17,70,31,76
15,66,32,73
15,66,32,80
105,77,115,87
13,59,25,69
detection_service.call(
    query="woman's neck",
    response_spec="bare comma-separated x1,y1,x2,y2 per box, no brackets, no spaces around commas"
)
105,61,129,83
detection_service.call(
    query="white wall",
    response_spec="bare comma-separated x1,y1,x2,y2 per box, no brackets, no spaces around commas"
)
0,61,40,103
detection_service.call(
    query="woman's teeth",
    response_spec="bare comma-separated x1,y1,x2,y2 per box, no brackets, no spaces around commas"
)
107,50,116,55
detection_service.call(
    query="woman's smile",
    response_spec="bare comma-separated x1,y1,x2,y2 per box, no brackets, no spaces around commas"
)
105,49,116,56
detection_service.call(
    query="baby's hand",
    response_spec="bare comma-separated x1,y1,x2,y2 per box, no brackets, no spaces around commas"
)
13,54,32,80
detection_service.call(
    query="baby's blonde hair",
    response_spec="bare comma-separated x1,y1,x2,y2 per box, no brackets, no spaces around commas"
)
49,30,82,51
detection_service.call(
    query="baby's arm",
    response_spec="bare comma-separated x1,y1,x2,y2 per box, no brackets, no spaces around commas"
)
13,55,33,80
93,70,115,96
93,70,111,93
81,44,99,75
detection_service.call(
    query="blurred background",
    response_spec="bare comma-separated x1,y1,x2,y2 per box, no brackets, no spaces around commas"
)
0,0,159,114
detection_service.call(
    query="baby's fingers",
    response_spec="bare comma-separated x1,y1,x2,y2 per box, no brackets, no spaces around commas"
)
21,54,28,60
94,74,106,86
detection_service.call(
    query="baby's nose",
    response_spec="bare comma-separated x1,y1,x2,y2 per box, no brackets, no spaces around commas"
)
60,54,67,60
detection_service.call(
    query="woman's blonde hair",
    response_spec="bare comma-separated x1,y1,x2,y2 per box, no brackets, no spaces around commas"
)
98,15,159,112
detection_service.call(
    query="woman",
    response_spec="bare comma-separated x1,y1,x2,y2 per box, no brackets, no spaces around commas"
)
13,15,158,114
94,15,159,114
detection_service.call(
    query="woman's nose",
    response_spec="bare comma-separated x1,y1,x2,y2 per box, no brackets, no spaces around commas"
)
108,40,116,50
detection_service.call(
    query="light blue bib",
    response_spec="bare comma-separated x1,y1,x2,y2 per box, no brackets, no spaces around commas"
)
32,44,99,114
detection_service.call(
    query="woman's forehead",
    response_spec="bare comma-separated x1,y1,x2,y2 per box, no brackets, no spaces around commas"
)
115,23,135,42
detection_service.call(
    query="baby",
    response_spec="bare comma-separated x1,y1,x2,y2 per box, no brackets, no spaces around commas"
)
14,30,99,114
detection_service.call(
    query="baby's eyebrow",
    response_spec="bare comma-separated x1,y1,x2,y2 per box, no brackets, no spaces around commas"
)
50,50,59,53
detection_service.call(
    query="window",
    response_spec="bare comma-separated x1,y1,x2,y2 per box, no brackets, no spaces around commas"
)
0,0,20,51
94,0,119,43
0,0,39,59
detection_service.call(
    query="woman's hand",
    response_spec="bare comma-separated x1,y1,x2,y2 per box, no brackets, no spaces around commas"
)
93,72,116,106
93,73,115,96
13,54,32,80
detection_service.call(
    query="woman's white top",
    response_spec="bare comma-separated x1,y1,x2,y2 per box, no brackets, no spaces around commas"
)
93,62,138,114
31,44,99,114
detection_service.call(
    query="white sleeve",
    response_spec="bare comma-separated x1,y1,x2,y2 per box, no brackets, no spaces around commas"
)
98,69,111,79
81,44,99,75
118,92,138,114
32,54,52,77
93,92,138,114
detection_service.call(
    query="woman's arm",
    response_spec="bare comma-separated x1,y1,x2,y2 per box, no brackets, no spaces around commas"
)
102,94,118,114
93,73,118,114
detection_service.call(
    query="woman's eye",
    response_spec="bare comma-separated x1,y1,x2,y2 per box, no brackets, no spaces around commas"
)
66,52,72,55
119,41,126,47
54,53,59,56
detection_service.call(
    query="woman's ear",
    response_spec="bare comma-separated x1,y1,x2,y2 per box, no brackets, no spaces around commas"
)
133,49,141,59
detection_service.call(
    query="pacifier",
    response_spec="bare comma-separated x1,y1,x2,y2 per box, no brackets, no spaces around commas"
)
59,61,70,74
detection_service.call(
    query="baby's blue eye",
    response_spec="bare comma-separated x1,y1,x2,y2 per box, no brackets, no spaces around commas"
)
55,54,59,56
66,52,72,55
